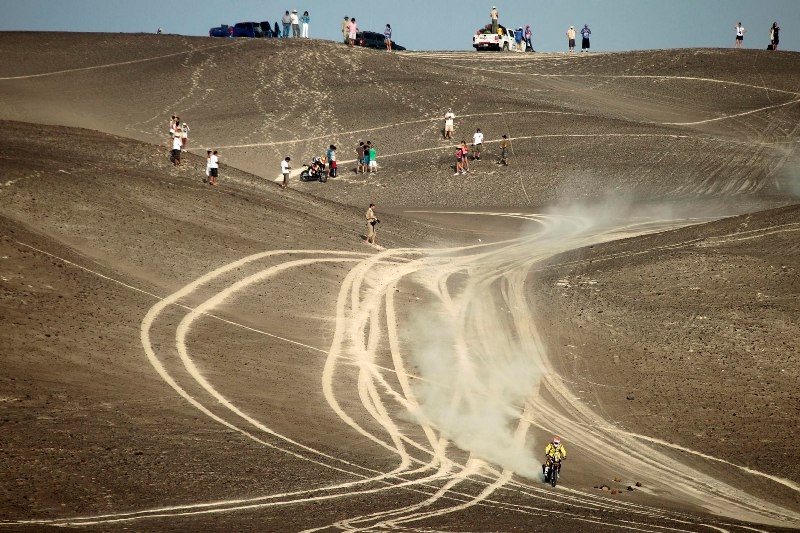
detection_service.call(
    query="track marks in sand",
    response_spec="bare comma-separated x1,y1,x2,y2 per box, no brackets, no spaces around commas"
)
8,215,800,529
0,40,245,81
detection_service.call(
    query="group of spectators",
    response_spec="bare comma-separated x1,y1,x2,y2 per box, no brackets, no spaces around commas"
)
259,10,311,39
281,9,311,38
340,16,394,50
732,21,781,49
167,115,220,186
168,115,189,166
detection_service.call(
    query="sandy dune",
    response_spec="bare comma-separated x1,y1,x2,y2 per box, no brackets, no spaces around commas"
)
0,33,798,531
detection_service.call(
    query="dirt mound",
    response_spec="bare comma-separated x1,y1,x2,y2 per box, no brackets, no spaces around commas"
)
0,33,798,531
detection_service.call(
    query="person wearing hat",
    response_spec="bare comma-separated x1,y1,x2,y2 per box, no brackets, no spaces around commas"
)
490,6,499,34
566,25,576,52
514,26,524,51
281,156,291,188
444,109,455,140
290,9,300,38
580,24,591,51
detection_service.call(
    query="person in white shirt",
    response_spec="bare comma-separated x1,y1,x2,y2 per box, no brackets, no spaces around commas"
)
290,10,300,38
281,156,291,189
444,109,455,139
472,128,484,160
734,22,747,48
209,150,219,186
180,122,189,151
205,149,212,183
171,133,182,166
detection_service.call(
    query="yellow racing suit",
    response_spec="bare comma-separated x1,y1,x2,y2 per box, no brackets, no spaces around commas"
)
544,443,566,467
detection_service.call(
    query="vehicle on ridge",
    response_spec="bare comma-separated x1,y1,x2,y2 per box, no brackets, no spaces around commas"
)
472,24,515,51
233,22,265,38
209,24,232,38
354,31,406,51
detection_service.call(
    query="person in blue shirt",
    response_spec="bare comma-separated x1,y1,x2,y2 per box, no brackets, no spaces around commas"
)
514,27,524,51
301,11,310,38
581,24,591,51
384,24,392,51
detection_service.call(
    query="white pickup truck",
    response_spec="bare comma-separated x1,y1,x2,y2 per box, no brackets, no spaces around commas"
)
472,25,515,51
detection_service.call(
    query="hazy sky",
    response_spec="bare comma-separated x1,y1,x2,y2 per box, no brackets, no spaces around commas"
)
1,0,798,52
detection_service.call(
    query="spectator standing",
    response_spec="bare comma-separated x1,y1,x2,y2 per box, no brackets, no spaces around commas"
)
169,115,177,136
181,122,189,151
444,109,455,139
365,203,378,245
734,22,746,48
566,26,576,52
364,140,371,169
514,27,524,52
209,150,219,186
770,22,780,50
460,141,470,172
384,24,392,51
170,132,182,166
205,150,212,183
301,11,310,38
290,9,300,37
524,25,532,51
342,16,350,44
368,143,378,173
348,18,358,46
473,128,484,160
454,145,463,175
580,24,591,51
491,6,499,34
281,11,291,38
327,145,337,177
281,156,291,189
355,141,366,174
499,134,510,166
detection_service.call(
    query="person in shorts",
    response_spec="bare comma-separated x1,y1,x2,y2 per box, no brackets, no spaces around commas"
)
734,22,746,48
355,141,366,174
348,18,357,46
566,26,576,52
368,143,377,173
205,149,212,183
460,141,470,172
444,109,455,139
473,128,484,160
499,134,509,166
365,203,377,245
209,150,219,186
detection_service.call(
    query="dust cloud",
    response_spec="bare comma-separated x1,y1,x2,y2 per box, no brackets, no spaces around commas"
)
404,303,541,478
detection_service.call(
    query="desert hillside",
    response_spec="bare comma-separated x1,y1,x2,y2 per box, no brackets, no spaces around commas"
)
0,33,798,532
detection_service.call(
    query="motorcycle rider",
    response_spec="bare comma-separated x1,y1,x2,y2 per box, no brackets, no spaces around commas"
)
543,436,566,478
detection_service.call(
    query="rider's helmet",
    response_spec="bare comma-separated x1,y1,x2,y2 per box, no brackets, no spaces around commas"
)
552,436,561,447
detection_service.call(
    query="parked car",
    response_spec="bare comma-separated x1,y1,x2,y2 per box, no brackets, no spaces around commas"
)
231,21,264,38
354,31,406,51
209,24,232,38
259,21,277,38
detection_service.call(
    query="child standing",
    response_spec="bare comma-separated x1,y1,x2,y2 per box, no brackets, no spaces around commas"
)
368,143,377,173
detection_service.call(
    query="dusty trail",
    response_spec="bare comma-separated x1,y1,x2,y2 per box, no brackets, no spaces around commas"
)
15,214,790,531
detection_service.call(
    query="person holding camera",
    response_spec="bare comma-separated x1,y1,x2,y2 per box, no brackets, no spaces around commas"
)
366,203,378,245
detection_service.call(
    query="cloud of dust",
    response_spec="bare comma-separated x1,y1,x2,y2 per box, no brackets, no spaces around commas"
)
404,308,541,478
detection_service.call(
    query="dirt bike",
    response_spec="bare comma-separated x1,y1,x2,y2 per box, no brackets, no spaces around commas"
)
543,454,562,487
